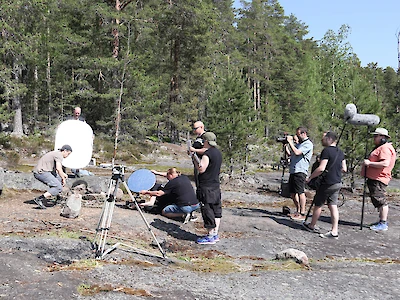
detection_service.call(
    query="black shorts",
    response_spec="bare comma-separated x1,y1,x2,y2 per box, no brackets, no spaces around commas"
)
289,173,307,194
197,186,222,229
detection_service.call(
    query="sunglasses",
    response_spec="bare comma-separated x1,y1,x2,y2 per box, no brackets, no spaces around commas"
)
193,127,200,130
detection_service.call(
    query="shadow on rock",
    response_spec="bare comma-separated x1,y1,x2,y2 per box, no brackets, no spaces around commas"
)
230,207,305,230
151,218,198,242
318,215,360,227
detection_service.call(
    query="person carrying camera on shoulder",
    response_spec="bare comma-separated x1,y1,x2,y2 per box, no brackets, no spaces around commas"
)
285,127,313,221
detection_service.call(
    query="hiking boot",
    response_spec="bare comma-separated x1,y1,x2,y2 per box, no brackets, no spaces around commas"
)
33,197,46,209
302,223,320,233
197,235,217,245
370,222,388,231
319,231,338,239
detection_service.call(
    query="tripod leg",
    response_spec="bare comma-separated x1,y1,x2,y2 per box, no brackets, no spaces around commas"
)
303,196,315,223
122,181,166,258
95,175,118,240
94,177,119,258
95,202,107,256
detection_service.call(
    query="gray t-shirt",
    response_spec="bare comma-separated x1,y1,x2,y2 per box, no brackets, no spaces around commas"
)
289,139,313,175
33,150,63,173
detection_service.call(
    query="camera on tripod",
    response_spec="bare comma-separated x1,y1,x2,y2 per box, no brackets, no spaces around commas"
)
276,136,288,144
276,132,292,144
112,165,125,179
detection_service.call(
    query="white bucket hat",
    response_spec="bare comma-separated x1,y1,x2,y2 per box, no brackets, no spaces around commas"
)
371,128,390,138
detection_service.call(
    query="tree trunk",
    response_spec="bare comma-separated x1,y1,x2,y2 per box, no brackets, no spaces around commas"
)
33,66,39,127
47,51,52,125
112,0,121,58
12,61,23,136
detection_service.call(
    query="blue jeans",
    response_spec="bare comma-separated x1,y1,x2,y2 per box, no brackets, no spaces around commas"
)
163,203,200,214
34,172,62,196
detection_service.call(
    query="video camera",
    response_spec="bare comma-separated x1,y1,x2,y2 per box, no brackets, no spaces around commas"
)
276,136,289,144
276,132,296,144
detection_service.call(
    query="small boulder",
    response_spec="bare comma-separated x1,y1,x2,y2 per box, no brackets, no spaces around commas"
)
275,248,309,266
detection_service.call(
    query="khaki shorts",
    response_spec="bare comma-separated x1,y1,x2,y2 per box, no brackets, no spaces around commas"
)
367,179,388,208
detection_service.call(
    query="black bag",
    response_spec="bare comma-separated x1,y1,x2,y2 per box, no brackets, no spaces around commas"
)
279,181,291,198
308,148,340,191
307,173,325,190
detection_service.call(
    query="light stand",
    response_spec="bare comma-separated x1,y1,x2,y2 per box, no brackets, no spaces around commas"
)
93,166,166,259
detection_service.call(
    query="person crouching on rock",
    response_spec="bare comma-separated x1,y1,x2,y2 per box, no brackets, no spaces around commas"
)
32,145,72,209
139,168,200,223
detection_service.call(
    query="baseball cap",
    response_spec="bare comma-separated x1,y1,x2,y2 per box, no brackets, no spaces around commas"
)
202,132,218,147
59,144,73,152
371,128,390,138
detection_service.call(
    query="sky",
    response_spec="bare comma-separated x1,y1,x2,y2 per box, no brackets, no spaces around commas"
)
234,0,400,70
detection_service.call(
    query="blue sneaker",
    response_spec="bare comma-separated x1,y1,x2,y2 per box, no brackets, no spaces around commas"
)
370,222,388,231
197,235,217,245
213,234,220,242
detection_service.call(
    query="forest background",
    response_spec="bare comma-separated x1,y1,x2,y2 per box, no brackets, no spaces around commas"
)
1,0,400,181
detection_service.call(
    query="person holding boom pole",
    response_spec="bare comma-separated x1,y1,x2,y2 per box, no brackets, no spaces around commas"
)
361,128,396,231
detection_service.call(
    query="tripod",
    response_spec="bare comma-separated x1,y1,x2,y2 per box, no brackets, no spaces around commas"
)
278,144,290,198
94,166,166,259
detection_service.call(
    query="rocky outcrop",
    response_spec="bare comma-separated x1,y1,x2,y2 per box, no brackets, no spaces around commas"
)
2,171,111,193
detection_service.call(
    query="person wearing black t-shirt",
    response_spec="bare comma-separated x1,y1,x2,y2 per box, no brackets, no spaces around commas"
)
188,121,208,188
190,121,207,156
304,131,347,239
139,168,199,221
193,132,223,245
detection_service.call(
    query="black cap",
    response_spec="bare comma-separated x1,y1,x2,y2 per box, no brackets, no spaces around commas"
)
59,144,72,152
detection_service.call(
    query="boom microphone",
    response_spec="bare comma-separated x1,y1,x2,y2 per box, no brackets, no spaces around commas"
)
344,103,357,121
344,103,380,126
347,114,380,126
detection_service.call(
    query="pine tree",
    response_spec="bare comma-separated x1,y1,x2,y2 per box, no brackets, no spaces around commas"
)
206,71,257,174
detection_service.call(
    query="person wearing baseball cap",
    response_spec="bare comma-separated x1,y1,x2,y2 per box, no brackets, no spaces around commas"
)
32,145,72,209
362,128,396,231
193,131,223,244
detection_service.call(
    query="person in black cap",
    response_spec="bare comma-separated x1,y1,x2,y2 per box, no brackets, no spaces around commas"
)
193,132,223,245
32,145,72,209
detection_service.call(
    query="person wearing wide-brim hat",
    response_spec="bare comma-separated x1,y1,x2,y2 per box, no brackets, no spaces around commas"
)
32,145,72,209
361,127,396,231
371,127,391,138
193,131,223,245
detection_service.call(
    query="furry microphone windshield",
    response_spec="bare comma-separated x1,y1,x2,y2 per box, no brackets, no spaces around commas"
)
344,103,380,126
